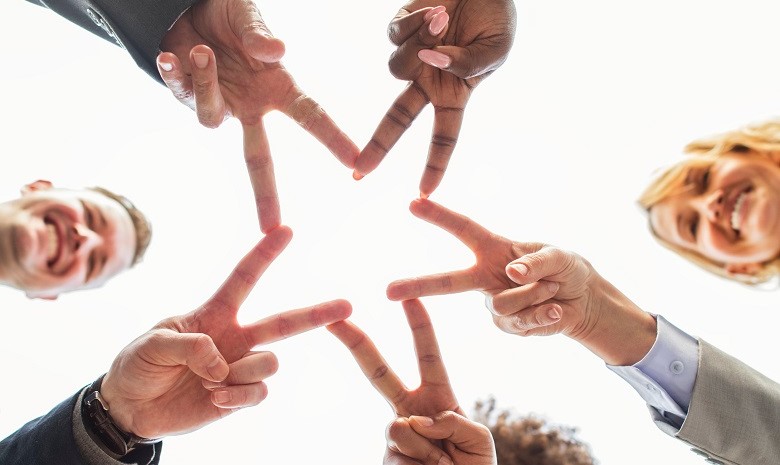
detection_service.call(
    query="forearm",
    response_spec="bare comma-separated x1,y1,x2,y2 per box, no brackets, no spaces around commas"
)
24,0,198,81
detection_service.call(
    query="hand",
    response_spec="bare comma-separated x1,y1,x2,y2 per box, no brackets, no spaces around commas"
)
386,199,656,365
100,226,352,438
156,0,359,233
354,0,516,197
328,299,462,418
385,412,496,465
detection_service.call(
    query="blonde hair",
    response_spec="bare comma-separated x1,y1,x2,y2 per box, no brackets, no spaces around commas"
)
639,119,780,285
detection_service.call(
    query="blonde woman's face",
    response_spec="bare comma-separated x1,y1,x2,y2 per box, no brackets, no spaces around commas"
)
650,152,780,272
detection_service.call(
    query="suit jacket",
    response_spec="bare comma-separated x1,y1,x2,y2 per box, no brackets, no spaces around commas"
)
650,340,780,465
25,0,198,81
0,389,161,465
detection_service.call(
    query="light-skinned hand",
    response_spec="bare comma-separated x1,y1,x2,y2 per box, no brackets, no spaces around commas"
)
329,299,469,464
385,412,496,465
100,226,352,438
354,1,516,197
386,199,656,365
156,0,359,233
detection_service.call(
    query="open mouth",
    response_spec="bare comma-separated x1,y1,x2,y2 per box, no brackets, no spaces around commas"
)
728,186,753,236
44,216,63,269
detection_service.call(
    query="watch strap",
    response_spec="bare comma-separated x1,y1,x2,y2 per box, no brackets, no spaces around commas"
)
81,375,160,459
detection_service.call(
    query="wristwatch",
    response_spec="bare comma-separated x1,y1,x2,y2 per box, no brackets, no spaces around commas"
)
81,375,160,460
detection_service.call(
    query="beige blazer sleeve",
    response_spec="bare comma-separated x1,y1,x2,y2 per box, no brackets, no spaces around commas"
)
650,339,780,465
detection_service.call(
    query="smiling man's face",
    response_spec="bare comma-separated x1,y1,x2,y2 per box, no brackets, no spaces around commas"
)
0,181,137,299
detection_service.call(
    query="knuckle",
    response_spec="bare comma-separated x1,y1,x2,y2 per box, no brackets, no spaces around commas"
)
263,352,280,375
371,365,390,381
190,333,214,357
275,314,292,339
386,418,408,441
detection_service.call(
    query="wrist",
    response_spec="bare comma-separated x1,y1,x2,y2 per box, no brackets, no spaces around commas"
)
574,276,657,366
81,375,160,460
100,370,135,435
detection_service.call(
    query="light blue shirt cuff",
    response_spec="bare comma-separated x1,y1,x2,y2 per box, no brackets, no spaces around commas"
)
607,315,699,424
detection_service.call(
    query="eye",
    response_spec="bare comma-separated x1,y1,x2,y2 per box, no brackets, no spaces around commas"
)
81,201,95,229
689,215,699,241
86,251,96,282
699,167,711,192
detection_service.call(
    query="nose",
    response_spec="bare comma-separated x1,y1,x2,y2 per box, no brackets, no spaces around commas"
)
700,190,725,223
72,223,101,253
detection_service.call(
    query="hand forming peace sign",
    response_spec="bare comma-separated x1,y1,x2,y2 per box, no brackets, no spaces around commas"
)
354,0,516,197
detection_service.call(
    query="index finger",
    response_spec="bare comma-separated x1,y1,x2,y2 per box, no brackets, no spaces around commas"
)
327,320,408,408
243,122,281,233
419,105,465,197
282,90,359,169
244,299,353,347
354,83,428,179
408,198,493,251
403,299,450,387
209,226,293,308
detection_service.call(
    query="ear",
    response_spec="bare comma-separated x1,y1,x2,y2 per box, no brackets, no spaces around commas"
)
725,262,762,276
25,291,59,301
21,180,53,196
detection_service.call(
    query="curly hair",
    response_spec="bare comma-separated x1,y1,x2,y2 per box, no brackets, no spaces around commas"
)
639,118,780,285
473,398,596,465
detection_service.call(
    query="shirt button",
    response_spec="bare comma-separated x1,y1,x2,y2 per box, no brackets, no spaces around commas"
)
670,361,684,375
645,383,657,392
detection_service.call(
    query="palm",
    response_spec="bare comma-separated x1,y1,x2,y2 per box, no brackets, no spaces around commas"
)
103,228,351,438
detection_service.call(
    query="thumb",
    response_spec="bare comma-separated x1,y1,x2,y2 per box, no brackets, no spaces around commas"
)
408,411,493,450
232,0,286,62
146,330,230,383
505,247,571,286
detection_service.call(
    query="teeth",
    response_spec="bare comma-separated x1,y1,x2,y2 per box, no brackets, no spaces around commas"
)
731,191,746,232
46,223,58,262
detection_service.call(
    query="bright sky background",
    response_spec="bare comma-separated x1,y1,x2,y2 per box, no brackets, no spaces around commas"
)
1,1,779,464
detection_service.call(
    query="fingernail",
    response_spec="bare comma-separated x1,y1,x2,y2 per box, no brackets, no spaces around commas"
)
158,60,173,72
511,263,529,276
419,191,429,199
410,415,434,426
424,5,446,21
353,171,364,181
418,49,451,69
193,52,209,69
438,457,453,465
547,306,561,320
203,380,226,390
546,281,559,293
214,390,232,404
429,12,449,35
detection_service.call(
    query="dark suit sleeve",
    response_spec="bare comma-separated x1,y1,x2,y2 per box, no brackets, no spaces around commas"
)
0,389,162,465
24,0,198,81
0,391,88,465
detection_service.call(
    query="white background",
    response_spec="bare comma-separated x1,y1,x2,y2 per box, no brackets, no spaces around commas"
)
1,1,779,464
